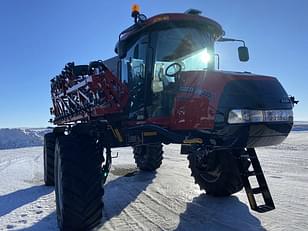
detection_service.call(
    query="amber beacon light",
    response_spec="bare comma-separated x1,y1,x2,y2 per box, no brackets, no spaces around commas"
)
131,4,140,22
131,4,140,13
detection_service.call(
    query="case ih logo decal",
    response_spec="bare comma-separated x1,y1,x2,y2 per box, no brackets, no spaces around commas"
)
179,86,214,100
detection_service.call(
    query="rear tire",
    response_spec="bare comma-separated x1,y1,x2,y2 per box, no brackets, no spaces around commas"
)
188,149,244,196
44,132,56,186
133,144,163,171
54,133,104,230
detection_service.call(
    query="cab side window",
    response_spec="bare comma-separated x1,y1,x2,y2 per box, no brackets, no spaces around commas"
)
121,35,148,117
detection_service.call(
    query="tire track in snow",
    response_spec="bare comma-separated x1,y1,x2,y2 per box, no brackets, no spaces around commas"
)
0,160,12,172
104,182,168,230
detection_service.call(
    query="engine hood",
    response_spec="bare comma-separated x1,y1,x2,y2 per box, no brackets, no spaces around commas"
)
171,70,291,122
168,70,293,147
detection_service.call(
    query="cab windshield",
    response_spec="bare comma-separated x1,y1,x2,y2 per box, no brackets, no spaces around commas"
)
154,27,214,78
149,27,214,117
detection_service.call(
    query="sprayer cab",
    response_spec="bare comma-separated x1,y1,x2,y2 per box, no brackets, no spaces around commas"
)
117,7,249,65
113,7,293,148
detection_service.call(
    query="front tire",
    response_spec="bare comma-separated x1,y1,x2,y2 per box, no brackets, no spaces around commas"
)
44,132,56,186
54,133,104,230
188,149,244,196
133,144,163,171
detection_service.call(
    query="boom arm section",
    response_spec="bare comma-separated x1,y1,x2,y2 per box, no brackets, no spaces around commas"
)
50,61,128,125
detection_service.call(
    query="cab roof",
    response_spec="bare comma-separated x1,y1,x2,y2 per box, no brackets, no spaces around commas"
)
116,12,225,54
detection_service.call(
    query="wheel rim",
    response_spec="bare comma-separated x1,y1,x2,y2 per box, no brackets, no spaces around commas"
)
192,152,222,183
199,168,222,183
189,149,244,195
196,158,222,183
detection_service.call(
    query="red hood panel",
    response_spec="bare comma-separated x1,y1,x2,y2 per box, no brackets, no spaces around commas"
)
170,71,276,130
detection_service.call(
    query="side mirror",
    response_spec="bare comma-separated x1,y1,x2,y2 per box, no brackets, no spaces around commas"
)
238,46,249,62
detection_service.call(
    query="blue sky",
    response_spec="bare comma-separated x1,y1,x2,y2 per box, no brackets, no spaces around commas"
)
0,0,307,128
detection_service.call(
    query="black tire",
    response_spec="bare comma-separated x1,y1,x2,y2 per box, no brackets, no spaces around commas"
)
133,144,163,171
44,132,56,186
188,149,244,197
54,133,104,230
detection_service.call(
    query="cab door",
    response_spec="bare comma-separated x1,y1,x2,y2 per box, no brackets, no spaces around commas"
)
121,34,150,120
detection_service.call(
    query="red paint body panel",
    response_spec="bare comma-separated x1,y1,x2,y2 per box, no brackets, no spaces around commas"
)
169,71,276,130
120,13,224,42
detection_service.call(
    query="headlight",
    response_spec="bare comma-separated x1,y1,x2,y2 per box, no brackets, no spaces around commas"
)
228,109,293,124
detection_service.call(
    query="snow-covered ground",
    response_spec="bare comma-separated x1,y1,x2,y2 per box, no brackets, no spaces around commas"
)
0,128,307,230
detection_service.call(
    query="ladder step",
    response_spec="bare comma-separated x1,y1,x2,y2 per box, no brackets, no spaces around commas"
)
246,170,256,176
243,170,263,177
252,187,263,194
255,204,275,213
247,155,257,160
